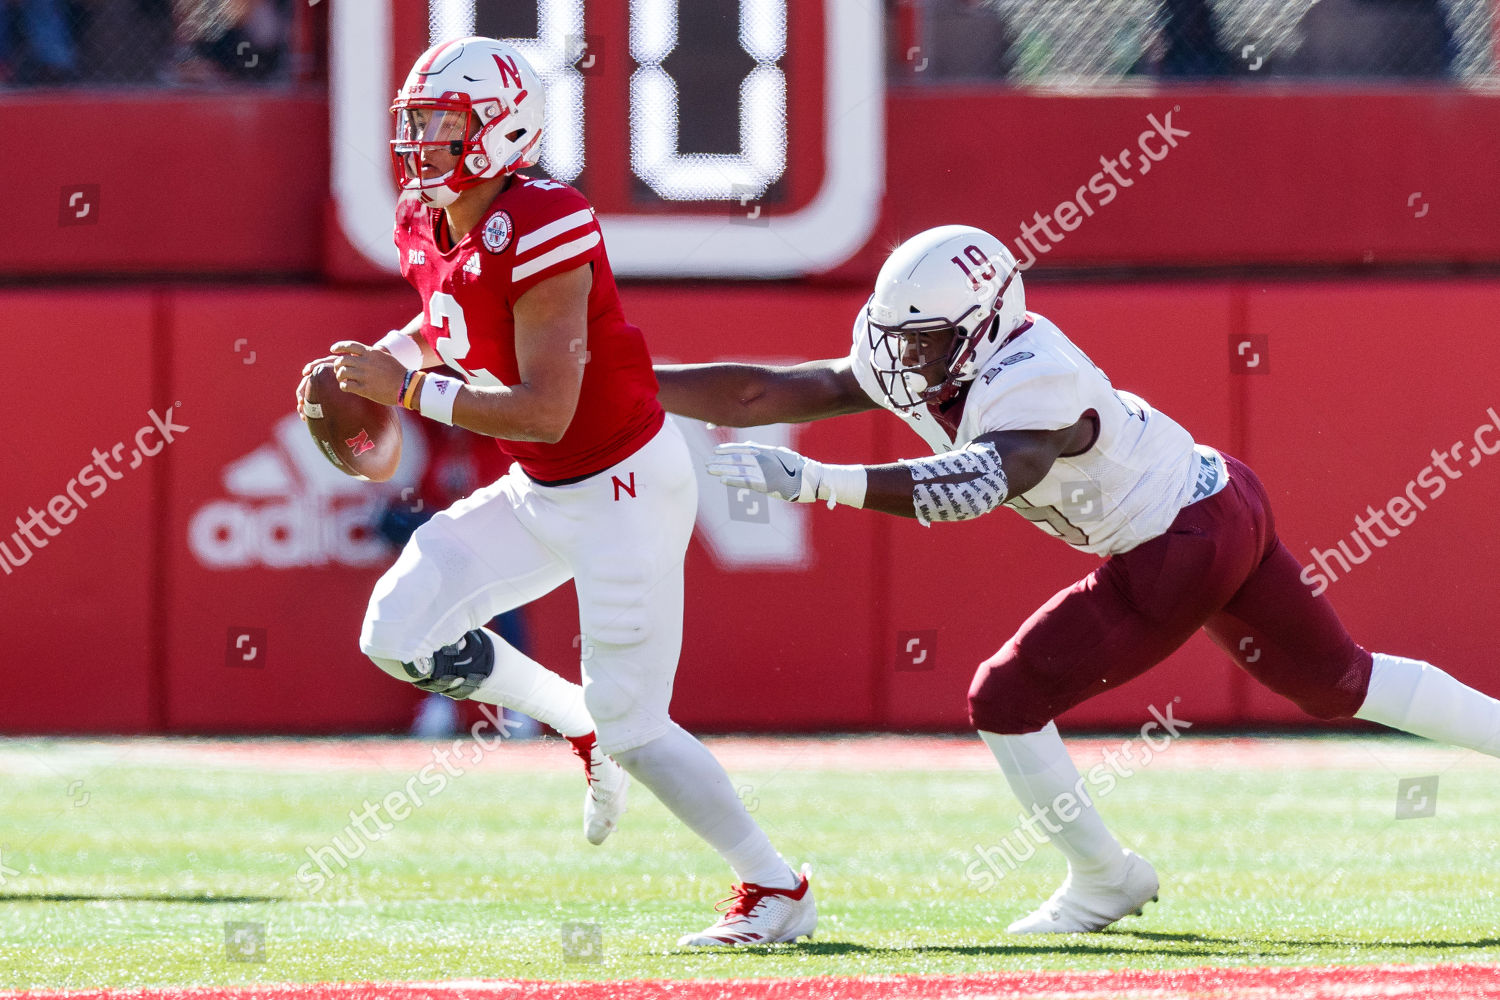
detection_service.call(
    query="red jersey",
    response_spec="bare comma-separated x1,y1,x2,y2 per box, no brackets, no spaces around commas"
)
394,177,664,482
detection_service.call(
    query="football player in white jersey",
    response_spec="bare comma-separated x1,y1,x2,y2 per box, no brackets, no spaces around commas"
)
655,224,1500,934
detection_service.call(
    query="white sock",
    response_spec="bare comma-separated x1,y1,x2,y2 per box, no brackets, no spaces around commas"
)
612,722,796,888
467,627,593,738
980,724,1129,882
1355,653,1500,755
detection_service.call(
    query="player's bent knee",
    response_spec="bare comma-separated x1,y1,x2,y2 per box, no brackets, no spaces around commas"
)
359,619,423,673
1253,647,1374,721
1286,676,1370,721
363,629,498,701
583,670,637,729
968,652,1057,735
583,670,668,755
366,655,412,683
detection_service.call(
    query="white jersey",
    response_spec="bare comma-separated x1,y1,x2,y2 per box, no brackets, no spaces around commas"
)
849,310,1225,556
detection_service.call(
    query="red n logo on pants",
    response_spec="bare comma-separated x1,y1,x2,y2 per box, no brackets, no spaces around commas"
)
612,473,636,501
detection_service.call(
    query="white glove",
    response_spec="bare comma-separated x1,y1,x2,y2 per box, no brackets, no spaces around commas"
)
707,442,821,502
706,442,869,509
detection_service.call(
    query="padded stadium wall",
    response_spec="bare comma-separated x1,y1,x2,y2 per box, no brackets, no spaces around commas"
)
3,84,1499,733
4,280,1499,734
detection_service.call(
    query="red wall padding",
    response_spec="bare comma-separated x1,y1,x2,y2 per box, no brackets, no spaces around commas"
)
859,89,1500,277
2,88,1497,279
1,292,161,730
0,92,328,278
3,280,1499,734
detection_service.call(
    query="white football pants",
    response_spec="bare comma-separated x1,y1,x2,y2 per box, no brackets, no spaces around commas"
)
360,419,697,755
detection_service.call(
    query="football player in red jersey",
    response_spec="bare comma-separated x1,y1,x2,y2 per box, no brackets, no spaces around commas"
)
656,224,1500,934
296,37,814,947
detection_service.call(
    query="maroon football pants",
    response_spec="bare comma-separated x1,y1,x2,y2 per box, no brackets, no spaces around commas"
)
968,455,1374,734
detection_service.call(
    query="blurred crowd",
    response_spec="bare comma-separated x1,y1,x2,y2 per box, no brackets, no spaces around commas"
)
1,0,1475,89
0,0,296,86
892,0,1465,82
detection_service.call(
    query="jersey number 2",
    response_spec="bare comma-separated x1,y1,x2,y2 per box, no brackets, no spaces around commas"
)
427,292,505,387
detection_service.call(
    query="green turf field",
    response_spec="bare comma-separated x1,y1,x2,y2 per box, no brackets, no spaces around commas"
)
0,735,1496,991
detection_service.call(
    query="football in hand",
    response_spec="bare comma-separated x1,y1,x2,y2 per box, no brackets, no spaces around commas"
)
302,363,403,482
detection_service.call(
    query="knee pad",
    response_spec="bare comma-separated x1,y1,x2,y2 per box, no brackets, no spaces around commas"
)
583,668,638,731
397,629,496,701
583,668,668,754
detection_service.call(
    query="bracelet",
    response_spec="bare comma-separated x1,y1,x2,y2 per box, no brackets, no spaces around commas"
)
418,373,461,425
399,370,426,410
375,329,427,370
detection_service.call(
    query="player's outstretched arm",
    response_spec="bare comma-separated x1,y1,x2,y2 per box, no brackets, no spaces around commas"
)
856,427,1079,519
655,358,880,427
707,422,1088,523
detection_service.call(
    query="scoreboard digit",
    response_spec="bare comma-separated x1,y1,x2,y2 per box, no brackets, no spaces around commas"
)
330,0,882,278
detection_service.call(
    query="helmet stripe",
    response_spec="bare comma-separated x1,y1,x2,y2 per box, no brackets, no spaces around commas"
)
418,39,461,75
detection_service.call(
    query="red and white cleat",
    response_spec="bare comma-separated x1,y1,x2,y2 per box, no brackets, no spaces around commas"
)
568,732,628,845
677,864,817,947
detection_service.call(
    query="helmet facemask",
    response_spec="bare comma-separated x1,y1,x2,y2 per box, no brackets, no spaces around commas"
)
867,268,1015,410
390,94,540,208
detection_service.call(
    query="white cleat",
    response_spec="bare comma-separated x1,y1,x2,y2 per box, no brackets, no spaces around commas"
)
569,732,628,845
677,864,817,947
1006,850,1159,934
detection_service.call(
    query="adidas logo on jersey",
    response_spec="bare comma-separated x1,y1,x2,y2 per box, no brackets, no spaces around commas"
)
187,414,427,570
463,254,482,278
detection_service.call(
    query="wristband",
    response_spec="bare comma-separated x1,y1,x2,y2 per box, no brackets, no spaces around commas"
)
375,329,426,370
418,373,462,425
809,461,868,510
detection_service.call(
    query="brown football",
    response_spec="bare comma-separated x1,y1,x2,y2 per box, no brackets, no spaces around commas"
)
302,363,403,482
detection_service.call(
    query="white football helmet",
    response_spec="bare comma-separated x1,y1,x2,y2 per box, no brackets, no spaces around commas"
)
391,37,546,208
866,225,1026,409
